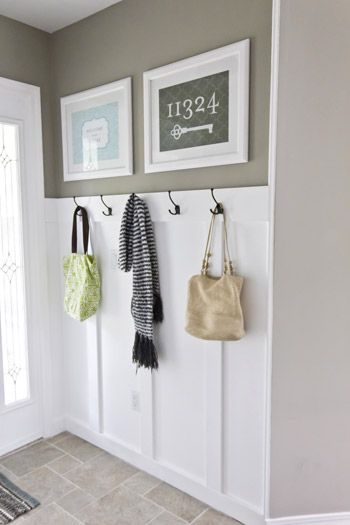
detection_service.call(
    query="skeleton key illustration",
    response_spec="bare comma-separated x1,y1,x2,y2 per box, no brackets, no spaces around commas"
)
170,123,213,140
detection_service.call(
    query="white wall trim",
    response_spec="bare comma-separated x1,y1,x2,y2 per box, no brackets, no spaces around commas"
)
24,83,58,439
65,415,265,525
264,0,281,519
0,76,39,94
267,513,350,525
0,432,42,457
29,84,56,439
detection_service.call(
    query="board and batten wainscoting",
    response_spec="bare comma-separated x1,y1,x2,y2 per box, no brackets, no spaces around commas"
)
44,187,269,525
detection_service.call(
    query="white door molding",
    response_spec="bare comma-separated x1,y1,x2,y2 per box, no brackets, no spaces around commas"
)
264,0,281,519
0,77,56,453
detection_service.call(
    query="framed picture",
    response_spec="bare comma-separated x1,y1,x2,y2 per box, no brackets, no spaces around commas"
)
61,77,133,181
143,39,249,173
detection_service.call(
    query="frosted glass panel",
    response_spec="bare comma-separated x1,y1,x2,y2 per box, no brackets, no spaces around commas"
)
0,122,30,406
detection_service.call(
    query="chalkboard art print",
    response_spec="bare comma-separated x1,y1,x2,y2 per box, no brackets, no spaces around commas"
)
61,78,133,181
144,40,249,173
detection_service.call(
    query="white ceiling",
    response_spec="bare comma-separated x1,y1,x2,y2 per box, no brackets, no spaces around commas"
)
0,0,123,33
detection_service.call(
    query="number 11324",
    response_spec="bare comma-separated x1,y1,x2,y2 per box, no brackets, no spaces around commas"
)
166,92,219,120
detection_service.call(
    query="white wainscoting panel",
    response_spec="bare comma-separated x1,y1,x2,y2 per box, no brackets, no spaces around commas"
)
223,221,268,510
97,220,141,448
45,186,269,524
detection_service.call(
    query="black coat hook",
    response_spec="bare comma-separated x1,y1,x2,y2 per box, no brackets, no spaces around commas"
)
168,191,180,215
210,188,224,215
73,196,83,216
100,195,112,216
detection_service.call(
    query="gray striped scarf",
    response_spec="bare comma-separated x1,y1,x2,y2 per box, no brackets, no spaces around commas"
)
118,194,163,369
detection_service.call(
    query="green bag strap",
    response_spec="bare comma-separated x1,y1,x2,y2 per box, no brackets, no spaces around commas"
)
71,206,89,254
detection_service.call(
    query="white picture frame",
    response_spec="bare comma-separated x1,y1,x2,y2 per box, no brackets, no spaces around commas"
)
61,77,133,181
143,39,250,173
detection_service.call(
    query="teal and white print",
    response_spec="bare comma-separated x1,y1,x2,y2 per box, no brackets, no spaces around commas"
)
61,77,133,181
72,101,119,170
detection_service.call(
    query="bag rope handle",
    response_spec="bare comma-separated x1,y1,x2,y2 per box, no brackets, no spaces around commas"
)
71,206,89,254
223,210,234,275
201,204,234,276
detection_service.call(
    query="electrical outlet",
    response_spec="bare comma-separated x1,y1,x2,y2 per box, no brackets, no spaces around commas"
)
131,390,140,412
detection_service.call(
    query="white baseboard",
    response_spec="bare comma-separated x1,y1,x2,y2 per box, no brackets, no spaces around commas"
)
65,416,265,525
0,415,64,456
0,431,42,456
43,416,65,439
267,513,350,525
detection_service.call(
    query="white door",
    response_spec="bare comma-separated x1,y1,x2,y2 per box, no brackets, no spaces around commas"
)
0,77,47,455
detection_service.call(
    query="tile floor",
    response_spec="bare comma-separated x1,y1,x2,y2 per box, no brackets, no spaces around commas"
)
0,432,241,525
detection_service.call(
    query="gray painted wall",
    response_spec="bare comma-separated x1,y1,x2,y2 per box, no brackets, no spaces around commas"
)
270,0,350,517
51,0,272,198
0,15,54,196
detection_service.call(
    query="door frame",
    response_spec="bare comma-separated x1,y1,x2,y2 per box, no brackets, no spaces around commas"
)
0,76,54,453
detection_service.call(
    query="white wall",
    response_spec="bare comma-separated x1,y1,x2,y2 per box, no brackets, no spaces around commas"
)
270,0,350,518
45,187,269,525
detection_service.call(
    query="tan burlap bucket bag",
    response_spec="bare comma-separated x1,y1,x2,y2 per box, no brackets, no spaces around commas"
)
185,206,245,341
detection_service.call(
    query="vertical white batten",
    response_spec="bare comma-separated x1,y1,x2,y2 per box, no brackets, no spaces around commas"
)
84,218,104,434
206,220,225,492
86,315,103,433
140,369,154,457
264,0,281,519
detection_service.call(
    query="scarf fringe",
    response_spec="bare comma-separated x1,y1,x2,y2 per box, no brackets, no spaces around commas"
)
133,332,159,370
153,293,164,323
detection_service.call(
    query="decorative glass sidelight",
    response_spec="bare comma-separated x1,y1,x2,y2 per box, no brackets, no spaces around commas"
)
0,122,30,406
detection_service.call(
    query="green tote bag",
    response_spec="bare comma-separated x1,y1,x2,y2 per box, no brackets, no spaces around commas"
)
63,206,101,321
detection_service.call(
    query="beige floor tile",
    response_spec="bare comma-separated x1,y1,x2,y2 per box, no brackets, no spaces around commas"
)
48,454,82,474
13,517,29,524
193,508,242,524
148,511,187,524
53,435,102,462
46,432,72,445
1,441,64,477
21,504,46,521
57,488,95,515
19,466,75,504
146,483,207,523
64,451,138,498
24,503,82,524
1,433,236,525
0,464,19,482
123,471,161,495
77,486,161,525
